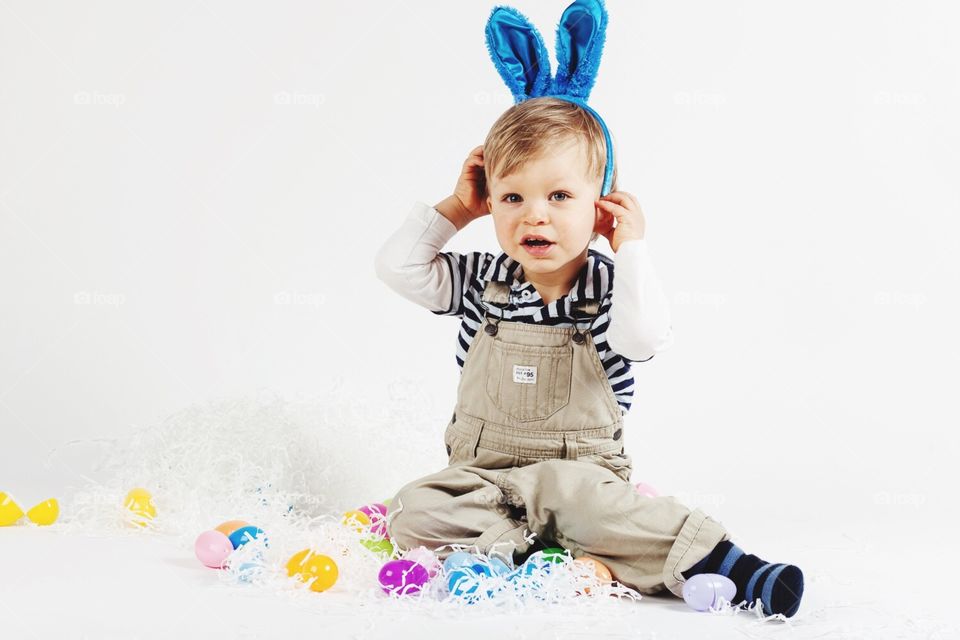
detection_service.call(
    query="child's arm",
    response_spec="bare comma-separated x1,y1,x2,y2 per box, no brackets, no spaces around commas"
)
594,192,673,362
604,238,674,362
375,145,491,317
374,200,487,317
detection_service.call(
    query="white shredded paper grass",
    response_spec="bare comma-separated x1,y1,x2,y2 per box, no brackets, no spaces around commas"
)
34,384,793,620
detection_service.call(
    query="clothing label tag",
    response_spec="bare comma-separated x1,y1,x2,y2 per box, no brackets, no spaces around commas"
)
513,364,537,384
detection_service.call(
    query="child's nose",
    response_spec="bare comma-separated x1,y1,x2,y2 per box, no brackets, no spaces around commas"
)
522,202,550,223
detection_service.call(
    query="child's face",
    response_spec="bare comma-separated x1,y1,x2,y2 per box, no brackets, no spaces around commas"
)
485,138,601,287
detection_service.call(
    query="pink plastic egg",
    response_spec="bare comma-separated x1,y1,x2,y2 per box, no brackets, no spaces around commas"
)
358,502,389,539
633,482,659,498
194,529,233,568
402,546,442,578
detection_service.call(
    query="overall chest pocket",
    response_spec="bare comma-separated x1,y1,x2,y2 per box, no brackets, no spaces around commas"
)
485,340,573,422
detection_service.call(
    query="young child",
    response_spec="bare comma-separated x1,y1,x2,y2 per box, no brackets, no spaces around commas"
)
374,97,804,617
374,0,804,617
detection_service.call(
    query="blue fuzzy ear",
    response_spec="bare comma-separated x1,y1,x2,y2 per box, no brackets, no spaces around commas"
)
485,5,552,103
551,0,608,100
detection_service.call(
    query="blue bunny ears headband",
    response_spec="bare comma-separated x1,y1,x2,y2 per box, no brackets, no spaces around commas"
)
484,0,614,195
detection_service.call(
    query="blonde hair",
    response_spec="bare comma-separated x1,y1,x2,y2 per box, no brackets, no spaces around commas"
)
483,96,617,243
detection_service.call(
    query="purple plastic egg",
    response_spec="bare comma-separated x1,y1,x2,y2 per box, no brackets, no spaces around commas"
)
194,530,233,568
682,573,736,611
358,503,389,539
378,559,430,596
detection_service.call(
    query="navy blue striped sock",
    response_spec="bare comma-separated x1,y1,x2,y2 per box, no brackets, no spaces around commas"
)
681,540,804,618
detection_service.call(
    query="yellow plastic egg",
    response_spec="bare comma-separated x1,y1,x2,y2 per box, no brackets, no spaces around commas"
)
26,498,59,525
0,492,25,526
286,549,338,592
124,488,156,526
341,509,370,532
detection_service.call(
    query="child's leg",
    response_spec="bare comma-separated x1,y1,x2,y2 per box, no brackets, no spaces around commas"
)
500,458,804,616
386,463,534,565
681,540,805,617
498,458,727,596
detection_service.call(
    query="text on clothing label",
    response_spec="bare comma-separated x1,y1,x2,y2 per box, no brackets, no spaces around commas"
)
513,364,537,384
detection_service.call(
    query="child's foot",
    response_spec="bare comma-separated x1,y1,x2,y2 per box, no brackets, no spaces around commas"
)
681,540,804,617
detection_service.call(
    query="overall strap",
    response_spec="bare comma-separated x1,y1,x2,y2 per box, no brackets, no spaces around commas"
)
479,279,603,343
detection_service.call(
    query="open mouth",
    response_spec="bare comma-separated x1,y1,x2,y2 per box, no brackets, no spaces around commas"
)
521,235,555,247
521,237,555,256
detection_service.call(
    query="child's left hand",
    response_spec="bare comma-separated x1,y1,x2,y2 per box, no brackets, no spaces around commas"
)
594,191,646,253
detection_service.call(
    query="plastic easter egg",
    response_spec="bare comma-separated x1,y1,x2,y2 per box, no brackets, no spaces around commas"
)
228,525,267,549
379,559,430,596
341,509,371,532
195,530,233,568
488,556,513,576
214,520,248,536
360,536,395,558
524,550,560,571
443,551,481,573
573,556,613,594
382,497,393,508
503,550,556,588
124,488,156,526
0,492,24,526
25,498,59,525
357,503,388,538
235,561,263,583
287,549,338,592
682,573,736,611
0,492,26,526
633,482,659,498
447,567,480,597
403,546,443,578
445,553,495,600
540,547,570,564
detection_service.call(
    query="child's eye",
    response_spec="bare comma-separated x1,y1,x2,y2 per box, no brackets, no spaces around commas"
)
501,193,570,203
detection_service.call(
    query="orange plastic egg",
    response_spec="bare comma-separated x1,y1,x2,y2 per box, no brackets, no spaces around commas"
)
574,556,613,595
214,520,248,536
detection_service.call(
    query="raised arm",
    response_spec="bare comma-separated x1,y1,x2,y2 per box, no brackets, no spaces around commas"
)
374,201,486,316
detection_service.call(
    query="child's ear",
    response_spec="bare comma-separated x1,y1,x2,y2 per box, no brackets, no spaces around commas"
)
593,203,607,232
486,194,493,213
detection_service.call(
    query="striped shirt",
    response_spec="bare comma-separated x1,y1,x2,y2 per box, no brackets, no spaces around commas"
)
429,248,651,416
375,201,674,417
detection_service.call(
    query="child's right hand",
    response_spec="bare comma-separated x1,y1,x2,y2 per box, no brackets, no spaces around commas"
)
436,145,489,230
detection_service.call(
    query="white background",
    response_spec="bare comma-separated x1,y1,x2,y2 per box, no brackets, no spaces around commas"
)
1,1,958,637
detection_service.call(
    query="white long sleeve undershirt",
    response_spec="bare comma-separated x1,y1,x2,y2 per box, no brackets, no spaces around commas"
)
375,201,674,361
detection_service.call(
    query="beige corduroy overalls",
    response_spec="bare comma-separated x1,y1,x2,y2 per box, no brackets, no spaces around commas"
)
386,279,730,596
